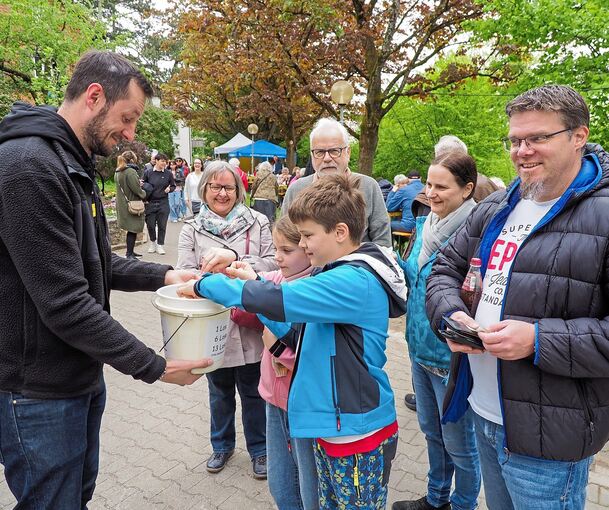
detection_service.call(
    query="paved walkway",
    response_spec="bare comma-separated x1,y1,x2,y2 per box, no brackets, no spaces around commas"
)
1,220,609,508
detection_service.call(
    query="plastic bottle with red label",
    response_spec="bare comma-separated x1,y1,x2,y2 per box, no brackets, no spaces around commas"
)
460,257,483,314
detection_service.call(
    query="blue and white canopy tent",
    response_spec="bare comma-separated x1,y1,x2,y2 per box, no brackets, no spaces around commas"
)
230,140,287,159
213,133,251,155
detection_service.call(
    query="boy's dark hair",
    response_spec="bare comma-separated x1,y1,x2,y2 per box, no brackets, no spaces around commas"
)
431,150,477,200
288,174,365,244
155,153,169,163
273,216,301,246
64,51,153,105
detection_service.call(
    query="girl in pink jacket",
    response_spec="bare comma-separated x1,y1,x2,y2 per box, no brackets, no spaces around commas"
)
228,216,317,509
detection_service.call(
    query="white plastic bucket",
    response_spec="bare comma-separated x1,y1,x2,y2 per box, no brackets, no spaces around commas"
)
151,283,230,374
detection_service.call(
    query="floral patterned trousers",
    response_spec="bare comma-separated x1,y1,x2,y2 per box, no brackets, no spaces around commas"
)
314,432,398,509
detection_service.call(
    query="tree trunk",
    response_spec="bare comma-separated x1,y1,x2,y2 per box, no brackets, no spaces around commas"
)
357,86,382,176
286,142,297,169
284,113,297,169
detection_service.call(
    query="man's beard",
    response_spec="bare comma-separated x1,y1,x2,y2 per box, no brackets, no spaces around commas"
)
520,179,545,200
83,105,115,157
315,166,347,177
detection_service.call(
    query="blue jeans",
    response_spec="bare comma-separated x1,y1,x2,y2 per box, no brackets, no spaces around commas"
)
0,385,106,509
266,403,318,510
411,361,480,510
206,363,266,459
473,412,593,510
168,190,183,221
179,189,188,217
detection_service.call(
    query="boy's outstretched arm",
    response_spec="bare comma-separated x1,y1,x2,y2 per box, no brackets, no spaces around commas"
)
182,265,374,325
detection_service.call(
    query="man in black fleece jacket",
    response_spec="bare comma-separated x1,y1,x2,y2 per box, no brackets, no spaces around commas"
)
0,51,212,508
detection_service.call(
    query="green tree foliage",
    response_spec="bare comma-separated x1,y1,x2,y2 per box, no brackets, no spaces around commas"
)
373,77,516,185
165,0,504,176
0,0,107,105
95,105,177,179
191,130,229,160
469,0,609,146
91,0,182,90
135,105,177,157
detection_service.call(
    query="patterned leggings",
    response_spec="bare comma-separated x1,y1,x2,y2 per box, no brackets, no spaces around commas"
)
314,432,398,509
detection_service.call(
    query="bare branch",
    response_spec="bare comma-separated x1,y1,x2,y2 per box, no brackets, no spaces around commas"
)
0,63,32,83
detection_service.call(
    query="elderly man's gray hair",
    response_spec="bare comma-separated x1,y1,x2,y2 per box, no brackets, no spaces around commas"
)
310,118,349,146
435,135,468,157
256,161,273,173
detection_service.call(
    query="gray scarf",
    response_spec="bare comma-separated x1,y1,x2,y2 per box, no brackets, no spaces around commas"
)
194,203,254,243
418,198,476,270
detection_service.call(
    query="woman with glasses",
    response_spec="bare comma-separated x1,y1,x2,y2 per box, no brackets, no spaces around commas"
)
176,161,277,480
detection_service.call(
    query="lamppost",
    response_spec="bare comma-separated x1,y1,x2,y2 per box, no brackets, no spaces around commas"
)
247,123,258,174
209,141,217,159
330,80,354,125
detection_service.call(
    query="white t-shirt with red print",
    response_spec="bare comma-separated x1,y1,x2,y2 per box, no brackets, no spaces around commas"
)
468,197,558,425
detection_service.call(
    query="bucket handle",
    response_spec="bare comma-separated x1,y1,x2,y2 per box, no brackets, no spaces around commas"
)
158,316,189,353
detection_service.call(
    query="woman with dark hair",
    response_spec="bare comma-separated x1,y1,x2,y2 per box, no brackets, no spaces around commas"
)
176,161,276,480
114,150,146,259
393,151,481,510
169,160,186,223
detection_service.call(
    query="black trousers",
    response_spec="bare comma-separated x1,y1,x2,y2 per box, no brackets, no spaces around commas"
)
145,199,170,244
125,231,137,256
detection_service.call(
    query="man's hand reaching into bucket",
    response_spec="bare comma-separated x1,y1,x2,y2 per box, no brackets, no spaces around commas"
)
159,359,213,385
164,270,199,285
176,280,198,299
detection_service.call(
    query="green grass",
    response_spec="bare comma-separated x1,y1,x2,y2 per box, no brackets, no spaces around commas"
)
97,177,116,198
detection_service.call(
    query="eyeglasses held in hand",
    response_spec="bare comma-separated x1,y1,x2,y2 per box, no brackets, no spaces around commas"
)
207,183,237,194
310,147,348,159
502,128,572,152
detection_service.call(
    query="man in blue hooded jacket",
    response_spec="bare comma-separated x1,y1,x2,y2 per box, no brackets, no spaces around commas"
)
426,85,609,510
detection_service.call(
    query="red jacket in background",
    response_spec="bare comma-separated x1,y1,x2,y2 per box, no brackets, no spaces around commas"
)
236,166,249,191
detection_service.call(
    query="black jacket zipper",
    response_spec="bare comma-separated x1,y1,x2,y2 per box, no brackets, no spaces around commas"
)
330,355,341,431
576,380,595,445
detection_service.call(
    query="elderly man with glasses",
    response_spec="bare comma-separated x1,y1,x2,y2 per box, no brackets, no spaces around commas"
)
425,85,609,510
281,118,392,247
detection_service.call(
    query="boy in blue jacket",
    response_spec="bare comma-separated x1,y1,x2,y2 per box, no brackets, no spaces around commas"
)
179,174,406,508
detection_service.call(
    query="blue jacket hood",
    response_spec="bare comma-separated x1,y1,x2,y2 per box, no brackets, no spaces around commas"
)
326,242,407,318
